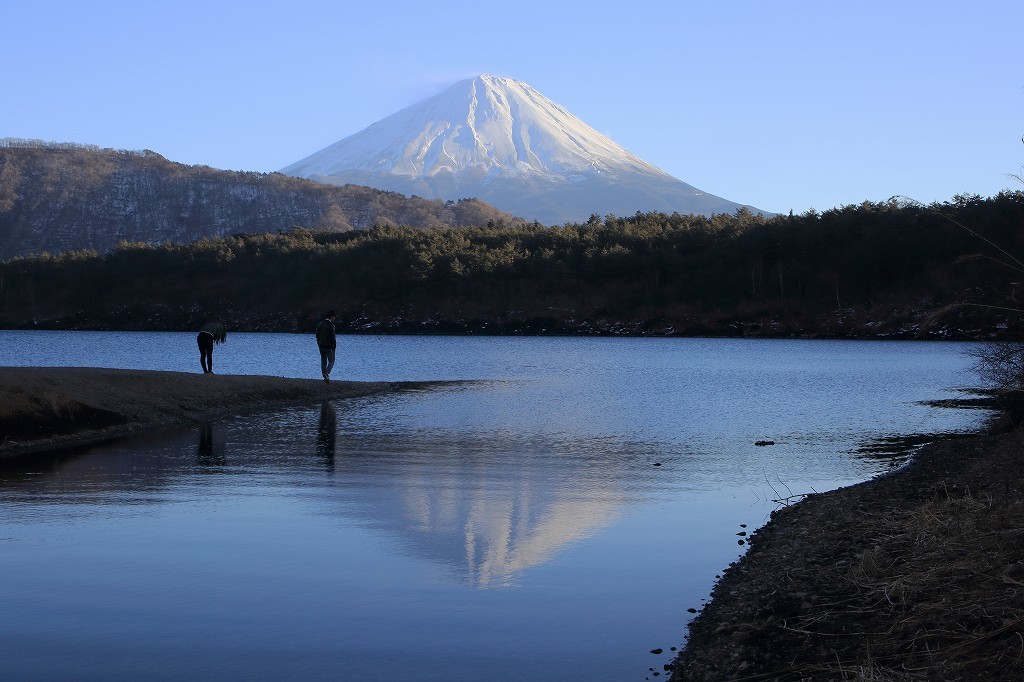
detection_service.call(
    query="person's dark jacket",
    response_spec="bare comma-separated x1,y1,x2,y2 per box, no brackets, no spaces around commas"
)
199,321,227,343
315,318,337,350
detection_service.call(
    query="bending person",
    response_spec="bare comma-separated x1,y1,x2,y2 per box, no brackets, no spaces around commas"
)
197,321,227,374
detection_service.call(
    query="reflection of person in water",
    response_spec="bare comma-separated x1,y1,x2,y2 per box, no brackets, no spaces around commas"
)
316,400,337,465
196,322,227,374
196,422,225,465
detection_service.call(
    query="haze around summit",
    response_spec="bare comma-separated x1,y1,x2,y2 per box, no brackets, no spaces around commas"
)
4,0,1021,216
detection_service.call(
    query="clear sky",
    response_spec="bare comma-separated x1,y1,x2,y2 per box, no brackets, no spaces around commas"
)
4,0,1021,215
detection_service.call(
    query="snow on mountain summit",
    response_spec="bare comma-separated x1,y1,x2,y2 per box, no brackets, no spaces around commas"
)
283,75,670,182
282,75,768,224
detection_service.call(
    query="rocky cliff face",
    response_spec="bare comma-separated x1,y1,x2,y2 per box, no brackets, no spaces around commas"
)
0,142,515,259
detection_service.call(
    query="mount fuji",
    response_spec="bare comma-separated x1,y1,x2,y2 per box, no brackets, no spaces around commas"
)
281,75,767,225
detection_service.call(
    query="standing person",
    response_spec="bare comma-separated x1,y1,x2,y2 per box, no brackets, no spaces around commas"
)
315,311,337,383
196,321,227,374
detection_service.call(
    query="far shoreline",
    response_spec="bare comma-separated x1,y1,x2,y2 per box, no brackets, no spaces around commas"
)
0,322,1012,342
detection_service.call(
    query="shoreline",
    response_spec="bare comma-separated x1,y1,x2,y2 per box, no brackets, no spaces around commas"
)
5,365,1020,678
670,419,1024,680
0,367,443,459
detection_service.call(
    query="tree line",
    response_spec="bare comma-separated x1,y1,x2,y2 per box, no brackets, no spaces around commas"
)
1,191,1023,339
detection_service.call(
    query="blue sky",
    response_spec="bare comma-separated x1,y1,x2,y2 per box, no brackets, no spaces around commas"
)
4,0,1021,215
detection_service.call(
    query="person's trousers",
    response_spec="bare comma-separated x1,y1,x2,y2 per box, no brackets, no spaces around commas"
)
197,332,214,373
320,347,335,377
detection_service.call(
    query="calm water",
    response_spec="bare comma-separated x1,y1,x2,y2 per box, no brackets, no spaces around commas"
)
0,332,990,680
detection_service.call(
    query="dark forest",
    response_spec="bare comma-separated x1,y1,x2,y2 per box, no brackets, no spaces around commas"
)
2,191,1023,339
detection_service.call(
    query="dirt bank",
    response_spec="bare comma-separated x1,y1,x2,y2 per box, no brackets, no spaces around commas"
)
670,425,1024,681
0,367,428,458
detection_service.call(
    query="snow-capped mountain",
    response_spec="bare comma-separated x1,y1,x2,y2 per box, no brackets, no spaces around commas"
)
281,75,766,225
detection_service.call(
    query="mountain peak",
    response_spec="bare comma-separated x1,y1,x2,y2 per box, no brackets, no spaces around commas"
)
282,77,767,224
281,75,670,184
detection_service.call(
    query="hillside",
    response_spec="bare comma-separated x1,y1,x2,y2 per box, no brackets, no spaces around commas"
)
0,140,517,259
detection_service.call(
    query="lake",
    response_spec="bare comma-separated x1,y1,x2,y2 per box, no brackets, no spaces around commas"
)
0,332,991,680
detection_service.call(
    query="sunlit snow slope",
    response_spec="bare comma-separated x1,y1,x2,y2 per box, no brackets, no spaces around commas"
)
282,75,766,224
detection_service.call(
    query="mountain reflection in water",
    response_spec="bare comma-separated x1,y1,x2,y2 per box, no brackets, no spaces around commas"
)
258,400,672,589
337,430,657,589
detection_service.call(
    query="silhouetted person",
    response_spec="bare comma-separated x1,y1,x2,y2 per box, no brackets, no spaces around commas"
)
197,321,227,374
315,311,337,383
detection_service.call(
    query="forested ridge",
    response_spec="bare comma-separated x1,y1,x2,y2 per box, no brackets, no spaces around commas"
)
2,191,1023,339
0,140,515,259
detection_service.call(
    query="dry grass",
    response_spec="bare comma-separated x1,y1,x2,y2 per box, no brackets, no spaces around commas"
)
672,429,1024,681
830,487,1024,680
789,493,1024,679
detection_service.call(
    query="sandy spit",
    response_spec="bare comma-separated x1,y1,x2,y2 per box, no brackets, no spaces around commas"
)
0,367,436,458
